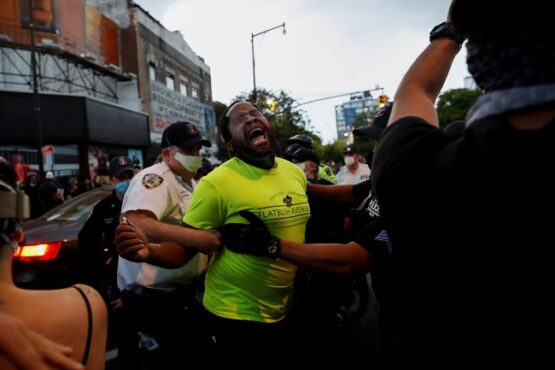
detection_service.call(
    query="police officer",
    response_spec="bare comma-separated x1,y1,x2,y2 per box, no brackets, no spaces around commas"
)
336,145,371,185
78,155,135,304
285,134,337,183
116,122,221,370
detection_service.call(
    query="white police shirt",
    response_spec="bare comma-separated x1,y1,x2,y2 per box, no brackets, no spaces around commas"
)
117,161,206,292
336,163,371,185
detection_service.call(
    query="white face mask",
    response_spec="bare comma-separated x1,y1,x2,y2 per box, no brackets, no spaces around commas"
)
344,156,355,166
295,162,306,171
174,152,202,173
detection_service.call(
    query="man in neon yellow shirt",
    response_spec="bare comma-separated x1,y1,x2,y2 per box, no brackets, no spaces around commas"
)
183,101,310,363
115,101,310,364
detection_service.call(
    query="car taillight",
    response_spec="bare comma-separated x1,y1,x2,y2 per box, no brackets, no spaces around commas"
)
13,242,62,261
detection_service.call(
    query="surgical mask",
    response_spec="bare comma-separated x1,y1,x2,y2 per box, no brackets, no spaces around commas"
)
344,156,355,166
174,152,202,173
295,162,306,171
115,180,130,195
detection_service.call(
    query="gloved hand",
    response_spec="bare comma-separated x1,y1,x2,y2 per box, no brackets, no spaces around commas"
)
223,211,281,259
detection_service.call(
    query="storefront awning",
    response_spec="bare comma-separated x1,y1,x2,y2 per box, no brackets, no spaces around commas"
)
0,91,149,147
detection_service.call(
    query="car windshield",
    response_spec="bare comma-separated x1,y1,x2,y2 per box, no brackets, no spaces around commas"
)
41,187,113,222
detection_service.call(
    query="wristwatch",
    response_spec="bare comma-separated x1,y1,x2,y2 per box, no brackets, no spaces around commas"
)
429,22,466,50
266,237,281,259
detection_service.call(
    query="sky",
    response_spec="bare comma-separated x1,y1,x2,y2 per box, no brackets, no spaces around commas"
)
134,0,469,143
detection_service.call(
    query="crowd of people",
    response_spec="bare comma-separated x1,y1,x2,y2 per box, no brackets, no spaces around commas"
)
1,0,553,368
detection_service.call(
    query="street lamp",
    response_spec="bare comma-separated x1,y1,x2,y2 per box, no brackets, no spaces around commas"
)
251,22,286,102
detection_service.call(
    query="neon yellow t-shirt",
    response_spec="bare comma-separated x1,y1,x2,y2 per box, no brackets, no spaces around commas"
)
183,157,310,323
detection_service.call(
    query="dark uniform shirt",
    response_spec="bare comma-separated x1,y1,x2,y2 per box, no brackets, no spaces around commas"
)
294,178,386,368
78,189,121,297
372,116,555,367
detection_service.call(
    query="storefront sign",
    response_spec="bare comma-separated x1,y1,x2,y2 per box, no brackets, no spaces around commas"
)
150,81,210,140
41,145,55,155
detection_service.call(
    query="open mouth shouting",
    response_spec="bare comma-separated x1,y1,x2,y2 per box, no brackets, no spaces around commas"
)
247,126,270,150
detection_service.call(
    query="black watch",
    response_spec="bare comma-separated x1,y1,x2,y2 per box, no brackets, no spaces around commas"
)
266,237,281,259
429,22,466,50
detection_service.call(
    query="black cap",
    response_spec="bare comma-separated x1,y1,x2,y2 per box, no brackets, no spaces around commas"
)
353,102,393,139
343,145,358,155
290,147,320,166
162,121,211,150
109,155,135,178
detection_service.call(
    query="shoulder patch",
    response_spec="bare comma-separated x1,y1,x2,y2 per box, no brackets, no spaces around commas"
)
142,173,164,189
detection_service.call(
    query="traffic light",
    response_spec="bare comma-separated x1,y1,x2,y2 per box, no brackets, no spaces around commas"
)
377,95,389,105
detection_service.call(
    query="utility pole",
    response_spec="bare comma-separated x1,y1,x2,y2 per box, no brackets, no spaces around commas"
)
251,22,286,103
28,1,44,175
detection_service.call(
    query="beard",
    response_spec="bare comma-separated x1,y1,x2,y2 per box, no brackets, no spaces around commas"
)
230,129,276,170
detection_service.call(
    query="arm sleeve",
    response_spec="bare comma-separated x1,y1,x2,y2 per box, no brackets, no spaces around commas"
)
182,179,225,229
372,117,458,205
121,174,169,220
352,179,372,204
353,218,391,260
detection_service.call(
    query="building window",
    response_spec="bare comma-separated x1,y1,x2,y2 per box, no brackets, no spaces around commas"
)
166,73,175,90
180,80,188,96
20,0,58,33
204,83,211,102
191,86,199,100
148,63,156,81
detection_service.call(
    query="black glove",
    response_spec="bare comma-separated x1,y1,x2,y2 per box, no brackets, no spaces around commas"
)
223,211,281,259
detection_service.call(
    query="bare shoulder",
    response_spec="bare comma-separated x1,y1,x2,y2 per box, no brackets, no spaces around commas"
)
71,284,108,370
71,284,108,321
6,285,107,369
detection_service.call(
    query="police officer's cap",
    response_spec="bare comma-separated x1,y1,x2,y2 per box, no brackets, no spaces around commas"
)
162,122,212,151
109,155,135,178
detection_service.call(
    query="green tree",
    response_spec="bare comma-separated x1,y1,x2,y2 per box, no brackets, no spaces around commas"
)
352,110,375,159
320,140,345,169
436,88,483,128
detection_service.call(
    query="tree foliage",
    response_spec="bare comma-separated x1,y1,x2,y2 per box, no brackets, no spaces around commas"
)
351,110,375,159
212,101,230,161
436,88,483,128
320,140,345,168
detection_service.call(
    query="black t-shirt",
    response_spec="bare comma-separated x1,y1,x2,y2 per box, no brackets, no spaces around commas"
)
371,116,555,366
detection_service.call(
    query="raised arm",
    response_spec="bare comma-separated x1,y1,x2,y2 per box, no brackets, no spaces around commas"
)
389,4,466,127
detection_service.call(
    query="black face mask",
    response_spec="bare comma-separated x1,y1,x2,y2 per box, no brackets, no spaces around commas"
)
230,138,276,170
365,151,374,169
